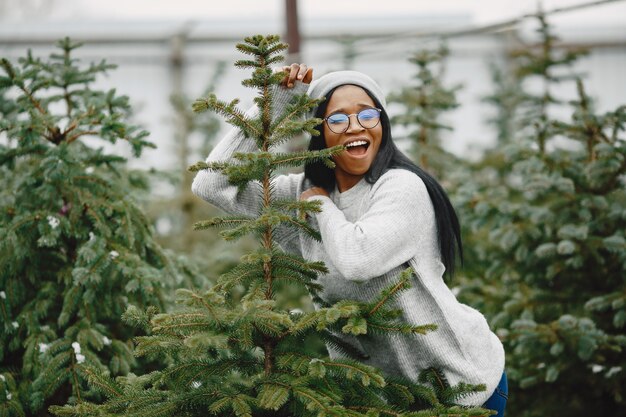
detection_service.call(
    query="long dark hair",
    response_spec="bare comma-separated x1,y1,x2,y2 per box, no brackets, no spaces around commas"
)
304,85,463,279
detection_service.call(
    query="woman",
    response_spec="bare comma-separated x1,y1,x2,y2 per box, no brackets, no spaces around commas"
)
192,63,507,414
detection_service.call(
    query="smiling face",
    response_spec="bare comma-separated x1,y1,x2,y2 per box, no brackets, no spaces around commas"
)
323,85,383,192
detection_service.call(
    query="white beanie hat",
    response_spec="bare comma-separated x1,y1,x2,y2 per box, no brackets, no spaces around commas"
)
307,70,387,110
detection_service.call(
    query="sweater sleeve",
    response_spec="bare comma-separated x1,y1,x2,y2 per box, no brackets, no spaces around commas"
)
191,82,309,217
308,170,433,282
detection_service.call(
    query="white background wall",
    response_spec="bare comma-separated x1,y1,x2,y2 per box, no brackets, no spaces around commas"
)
1,1,625,169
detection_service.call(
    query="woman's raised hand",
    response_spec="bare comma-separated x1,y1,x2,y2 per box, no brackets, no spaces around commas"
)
279,63,313,88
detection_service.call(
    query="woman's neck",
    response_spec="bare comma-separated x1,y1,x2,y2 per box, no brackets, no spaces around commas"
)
335,173,364,193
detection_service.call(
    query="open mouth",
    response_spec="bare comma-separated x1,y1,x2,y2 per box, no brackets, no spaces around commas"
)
344,139,370,156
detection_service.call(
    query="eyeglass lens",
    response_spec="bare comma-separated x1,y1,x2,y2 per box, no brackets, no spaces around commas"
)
326,108,380,133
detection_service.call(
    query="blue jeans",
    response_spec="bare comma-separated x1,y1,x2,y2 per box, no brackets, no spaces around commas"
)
483,372,508,417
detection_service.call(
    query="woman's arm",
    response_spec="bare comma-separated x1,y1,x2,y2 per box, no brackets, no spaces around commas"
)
306,170,434,281
192,67,312,216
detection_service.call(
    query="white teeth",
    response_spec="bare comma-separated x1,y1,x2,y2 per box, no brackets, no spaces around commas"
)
345,140,367,148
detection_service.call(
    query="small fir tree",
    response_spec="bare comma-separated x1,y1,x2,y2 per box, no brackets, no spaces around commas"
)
507,11,588,155
387,45,462,178
481,59,526,146
49,35,489,417
455,10,590,310
454,12,626,417
0,38,197,416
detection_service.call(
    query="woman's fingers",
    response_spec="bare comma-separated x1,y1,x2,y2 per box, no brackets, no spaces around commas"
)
287,63,300,87
302,68,313,84
296,64,308,81
279,64,313,87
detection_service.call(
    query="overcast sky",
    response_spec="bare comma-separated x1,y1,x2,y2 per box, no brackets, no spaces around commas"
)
2,0,625,27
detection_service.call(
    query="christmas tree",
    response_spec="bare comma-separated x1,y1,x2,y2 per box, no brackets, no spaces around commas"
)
49,35,489,417
387,45,462,178
481,60,526,146
0,38,198,416
454,12,626,416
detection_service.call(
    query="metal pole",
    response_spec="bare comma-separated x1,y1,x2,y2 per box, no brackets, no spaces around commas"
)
170,32,188,173
285,0,301,64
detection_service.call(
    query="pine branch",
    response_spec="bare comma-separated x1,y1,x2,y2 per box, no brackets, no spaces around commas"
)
187,160,209,172
214,262,264,292
315,359,386,388
104,388,171,416
276,213,322,241
368,268,413,316
272,251,328,276
208,392,256,417
151,312,219,334
200,158,266,186
271,146,344,170
289,301,362,336
195,216,261,241
290,385,334,414
132,334,186,358
317,331,370,361
0,143,49,165
381,381,416,409
272,198,324,216
257,381,291,411
347,405,404,417
175,288,226,323
276,351,315,375
49,402,112,417
244,306,293,336
161,357,262,384
0,59,48,117
270,93,322,143
79,365,123,399
234,59,261,69
272,269,323,293
65,130,100,144
367,321,438,336
192,94,261,139
193,216,255,230
122,305,158,331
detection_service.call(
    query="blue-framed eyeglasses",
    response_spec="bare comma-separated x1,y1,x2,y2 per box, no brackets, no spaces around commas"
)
323,108,382,134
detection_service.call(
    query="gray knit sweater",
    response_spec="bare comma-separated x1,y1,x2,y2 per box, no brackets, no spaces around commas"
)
191,81,505,406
